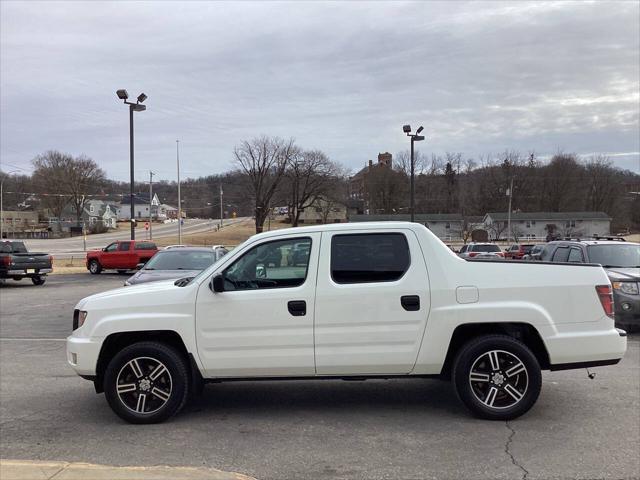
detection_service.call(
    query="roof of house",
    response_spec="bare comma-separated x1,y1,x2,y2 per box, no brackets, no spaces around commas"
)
485,211,611,221
350,213,463,222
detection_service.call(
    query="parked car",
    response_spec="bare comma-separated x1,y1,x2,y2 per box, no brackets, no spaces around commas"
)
86,241,157,274
522,244,545,261
68,222,626,424
458,242,505,259
0,240,52,286
124,247,225,286
542,238,639,331
504,244,535,260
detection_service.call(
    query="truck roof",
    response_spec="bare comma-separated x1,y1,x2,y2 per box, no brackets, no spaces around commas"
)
251,222,429,241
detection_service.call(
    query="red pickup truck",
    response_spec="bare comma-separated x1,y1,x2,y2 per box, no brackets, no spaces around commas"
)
86,241,157,274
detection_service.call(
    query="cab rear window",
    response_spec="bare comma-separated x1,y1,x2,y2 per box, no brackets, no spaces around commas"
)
331,233,410,284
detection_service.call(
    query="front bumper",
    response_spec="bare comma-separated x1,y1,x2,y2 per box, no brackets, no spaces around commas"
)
66,336,102,376
613,291,640,327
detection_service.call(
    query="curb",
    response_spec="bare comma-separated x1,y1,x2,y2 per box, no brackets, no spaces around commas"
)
0,460,257,480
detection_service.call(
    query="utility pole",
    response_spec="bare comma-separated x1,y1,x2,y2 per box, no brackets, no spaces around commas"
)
149,171,154,240
176,140,182,244
219,183,223,230
506,177,514,244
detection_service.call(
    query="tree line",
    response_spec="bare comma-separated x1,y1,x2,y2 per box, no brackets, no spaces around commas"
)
1,140,639,234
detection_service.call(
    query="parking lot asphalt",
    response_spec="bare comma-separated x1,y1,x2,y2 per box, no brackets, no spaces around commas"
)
1,274,639,480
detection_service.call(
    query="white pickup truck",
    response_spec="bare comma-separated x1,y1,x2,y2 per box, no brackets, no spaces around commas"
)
67,222,627,424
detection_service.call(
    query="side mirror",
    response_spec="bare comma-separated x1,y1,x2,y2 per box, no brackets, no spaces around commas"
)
136,263,145,270
211,274,224,293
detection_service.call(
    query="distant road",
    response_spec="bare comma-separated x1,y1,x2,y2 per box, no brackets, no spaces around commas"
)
21,217,249,257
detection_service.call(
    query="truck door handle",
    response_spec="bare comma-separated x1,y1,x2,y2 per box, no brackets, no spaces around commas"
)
401,295,420,311
287,300,307,316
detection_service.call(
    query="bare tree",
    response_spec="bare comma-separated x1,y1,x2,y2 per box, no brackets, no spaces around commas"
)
32,151,105,223
583,155,617,212
285,149,340,227
234,136,297,233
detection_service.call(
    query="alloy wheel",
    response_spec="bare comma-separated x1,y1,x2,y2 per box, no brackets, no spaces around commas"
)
116,356,173,414
468,349,528,409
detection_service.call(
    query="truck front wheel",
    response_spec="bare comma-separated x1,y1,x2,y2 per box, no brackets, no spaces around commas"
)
103,341,190,424
452,335,541,420
88,260,102,274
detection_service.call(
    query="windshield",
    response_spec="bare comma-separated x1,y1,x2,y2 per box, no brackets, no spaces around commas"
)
472,244,501,252
587,244,640,268
144,250,217,271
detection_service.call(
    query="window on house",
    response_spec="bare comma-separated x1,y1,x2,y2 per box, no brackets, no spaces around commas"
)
445,222,451,229
330,233,410,284
89,205,94,213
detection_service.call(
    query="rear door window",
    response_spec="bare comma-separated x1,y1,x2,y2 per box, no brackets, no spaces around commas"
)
552,247,570,262
331,233,410,284
568,248,584,263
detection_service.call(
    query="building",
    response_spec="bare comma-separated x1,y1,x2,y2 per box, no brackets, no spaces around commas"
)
349,213,464,240
483,211,612,240
0,210,40,236
298,197,348,224
118,193,161,221
157,204,179,220
81,200,119,229
348,152,394,202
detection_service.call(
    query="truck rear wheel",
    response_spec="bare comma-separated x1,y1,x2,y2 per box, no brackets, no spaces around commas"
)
31,276,46,286
452,335,541,420
103,341,190,424
88,260,102,274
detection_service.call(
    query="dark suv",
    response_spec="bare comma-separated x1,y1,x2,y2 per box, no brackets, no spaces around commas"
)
542,239,639,332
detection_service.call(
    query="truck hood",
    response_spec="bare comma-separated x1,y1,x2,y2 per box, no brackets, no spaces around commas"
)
606,268,640,281
75,279,184,310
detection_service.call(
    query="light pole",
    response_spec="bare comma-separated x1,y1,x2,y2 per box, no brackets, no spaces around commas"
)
116,89,147,240
402,125,425,222
0,170,19,239
176,139,182,244
149,170,154,240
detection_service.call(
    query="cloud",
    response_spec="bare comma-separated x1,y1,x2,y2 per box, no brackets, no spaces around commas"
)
1,0,638,181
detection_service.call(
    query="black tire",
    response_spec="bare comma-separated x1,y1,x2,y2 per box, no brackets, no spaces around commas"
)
88,260,102,274
104,341,189,424
452,335,541,420
117,270,128,274
31,276,46,286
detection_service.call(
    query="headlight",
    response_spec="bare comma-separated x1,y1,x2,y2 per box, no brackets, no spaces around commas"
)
612,282,639,295
78,310,88,328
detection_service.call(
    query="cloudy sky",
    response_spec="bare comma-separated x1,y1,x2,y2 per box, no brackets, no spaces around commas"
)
1,1,639,182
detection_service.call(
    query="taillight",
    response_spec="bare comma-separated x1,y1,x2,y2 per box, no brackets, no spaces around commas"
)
49,255,53,265
469,252,478,257
1,256,10,266
596,285,614,319
497,252,505,257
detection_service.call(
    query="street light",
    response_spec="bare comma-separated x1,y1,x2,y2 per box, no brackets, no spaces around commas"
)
116,89,147,240
403,124,425,222
0,169,20,239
